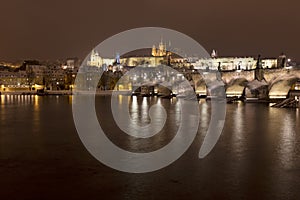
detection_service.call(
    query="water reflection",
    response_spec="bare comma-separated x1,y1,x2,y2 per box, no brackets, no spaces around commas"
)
68,95,73,104
33,95,40,132
34,95,39,109
1,95,300,198
0,94,4,105
199,99,209,135
232,104,244,155
130,96,139,124
0,94,41,106
141,97,149,123
278,111,296,169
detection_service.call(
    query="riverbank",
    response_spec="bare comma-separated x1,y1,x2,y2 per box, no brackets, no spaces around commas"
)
1,90,298,107
0,90,130,96
0,90,72,95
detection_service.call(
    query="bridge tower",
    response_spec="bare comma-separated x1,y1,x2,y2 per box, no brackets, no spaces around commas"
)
255,54,264,81
277,53,287,68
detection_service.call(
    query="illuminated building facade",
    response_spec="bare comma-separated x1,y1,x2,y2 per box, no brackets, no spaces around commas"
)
192,51,278,71
87,49,102,67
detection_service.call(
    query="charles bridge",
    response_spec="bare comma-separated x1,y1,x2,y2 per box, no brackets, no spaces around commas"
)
192,67,300,100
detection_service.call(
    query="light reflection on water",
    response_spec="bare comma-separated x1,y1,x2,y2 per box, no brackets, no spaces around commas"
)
1,94,5,105
1,95,299,155
130,96,139,124
1,95,300,198
199,99,209,137
141,97,149,123
232,103,244,156
277,112,297,169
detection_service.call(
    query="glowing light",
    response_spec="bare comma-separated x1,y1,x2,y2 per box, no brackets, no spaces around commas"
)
1,95,5,105
269,95,287,99
34,95,39,108
118,95,123,105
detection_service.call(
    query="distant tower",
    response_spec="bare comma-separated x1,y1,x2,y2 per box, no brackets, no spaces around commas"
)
211,49,217,58
151,45,157,56
152,39,167,57
277,53,287,68
87,49,102,67
158,40,165,56
116,53,120,64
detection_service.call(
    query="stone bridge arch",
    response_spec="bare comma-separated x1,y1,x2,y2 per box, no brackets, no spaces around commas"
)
191,68,300,99
225,77,248,97
268,74,300,99
221,70,254,83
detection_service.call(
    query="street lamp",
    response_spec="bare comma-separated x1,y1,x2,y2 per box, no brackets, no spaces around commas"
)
286,58,293,69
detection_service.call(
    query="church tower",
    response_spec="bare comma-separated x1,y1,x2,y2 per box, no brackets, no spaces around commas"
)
152,45,157,56
152,39,168,57
158,40,164,56
87,49,103,67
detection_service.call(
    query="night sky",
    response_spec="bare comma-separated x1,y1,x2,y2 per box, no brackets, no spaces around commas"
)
0,0,299,61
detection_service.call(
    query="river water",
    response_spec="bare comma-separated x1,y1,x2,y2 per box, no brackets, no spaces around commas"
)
0,94,300,199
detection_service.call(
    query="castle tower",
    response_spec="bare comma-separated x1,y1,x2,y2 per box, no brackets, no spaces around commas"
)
151,45,157,56
152,39,168,57
158,41,164,56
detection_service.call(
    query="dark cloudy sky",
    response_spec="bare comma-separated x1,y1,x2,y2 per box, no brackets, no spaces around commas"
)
0,0,299,61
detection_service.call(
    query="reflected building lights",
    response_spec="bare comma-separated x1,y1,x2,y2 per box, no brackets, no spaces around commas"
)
141,97,149,123
34,95,39,110
68,95,73,104
8,95,12,103
278,113,296,169
1,95,5,105
33,95,41,133
232,106,245,155
117,95,123,106
130,96,138,121
198,100,210,137
174,99,181,125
